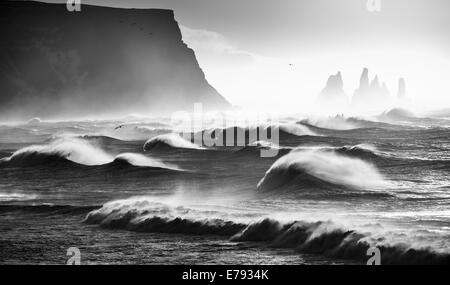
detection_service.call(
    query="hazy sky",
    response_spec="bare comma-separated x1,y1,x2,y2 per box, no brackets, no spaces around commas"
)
41,0,450,113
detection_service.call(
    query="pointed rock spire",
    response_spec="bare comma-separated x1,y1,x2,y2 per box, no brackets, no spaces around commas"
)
316,71,348,112
352,68,392,112
370,75,380,89
324,71,344,91
360,67,369,89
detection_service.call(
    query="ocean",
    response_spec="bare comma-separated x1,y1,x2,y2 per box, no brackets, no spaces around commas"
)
0,114,449,265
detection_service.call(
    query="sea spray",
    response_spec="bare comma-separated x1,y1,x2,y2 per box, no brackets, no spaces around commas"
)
257,148,388,191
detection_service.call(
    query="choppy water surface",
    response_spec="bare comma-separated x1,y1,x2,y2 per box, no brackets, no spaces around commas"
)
1,115,449,264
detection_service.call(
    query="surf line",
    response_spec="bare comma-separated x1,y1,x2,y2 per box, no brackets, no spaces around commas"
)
182,269,216,283
171,103,280,157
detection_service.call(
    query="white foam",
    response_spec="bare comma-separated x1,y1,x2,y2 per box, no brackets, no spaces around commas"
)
114,153,181,170
9,137,112,165
0,193,38,202
258,149,388,190
277,123,318,136
5,137,179,169
144,133,204,150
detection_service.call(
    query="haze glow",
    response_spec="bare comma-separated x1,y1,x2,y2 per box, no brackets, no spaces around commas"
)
181,27,450,114
40,0,450,115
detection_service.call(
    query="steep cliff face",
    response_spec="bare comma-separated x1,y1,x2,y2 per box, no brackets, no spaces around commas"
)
0,1,230,120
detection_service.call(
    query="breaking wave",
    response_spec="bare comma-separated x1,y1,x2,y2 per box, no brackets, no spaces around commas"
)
85,197,450,265
275,123,318,136
257,148,388,192
84,197,249,236
2,137,111,166
143,133,204,151
299,116,398,131
112,153,181,170
0,137,179,170
333,144,380,159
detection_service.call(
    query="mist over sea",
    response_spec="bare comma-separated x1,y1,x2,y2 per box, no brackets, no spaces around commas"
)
1,113,449,265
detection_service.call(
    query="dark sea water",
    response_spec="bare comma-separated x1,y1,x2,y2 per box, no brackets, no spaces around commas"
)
1,115,449,265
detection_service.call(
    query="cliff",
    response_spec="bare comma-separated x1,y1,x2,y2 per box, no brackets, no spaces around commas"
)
0,1,231,120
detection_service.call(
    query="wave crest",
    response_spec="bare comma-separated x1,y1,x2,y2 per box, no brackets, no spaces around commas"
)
277,123,317,136
0,137,179,170
84,198,248,236
2,137,111,166
257,148,387,192
143,133,204,151
85,197,450,265
113,153,180,170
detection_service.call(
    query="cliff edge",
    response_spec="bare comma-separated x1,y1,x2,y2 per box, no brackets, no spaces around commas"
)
0,1,231,120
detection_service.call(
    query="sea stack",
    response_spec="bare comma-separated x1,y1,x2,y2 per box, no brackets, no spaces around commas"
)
315,71,349,113
351,68,392,113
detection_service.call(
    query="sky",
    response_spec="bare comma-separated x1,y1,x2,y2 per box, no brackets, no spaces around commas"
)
42,0,450,113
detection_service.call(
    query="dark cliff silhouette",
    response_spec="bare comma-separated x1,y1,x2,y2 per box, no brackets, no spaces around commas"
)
0,1,231,120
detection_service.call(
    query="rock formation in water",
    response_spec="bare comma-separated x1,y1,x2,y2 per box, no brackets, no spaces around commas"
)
397,78,406,100
315,71,349,112
0,1,231,120
352,68,392,112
